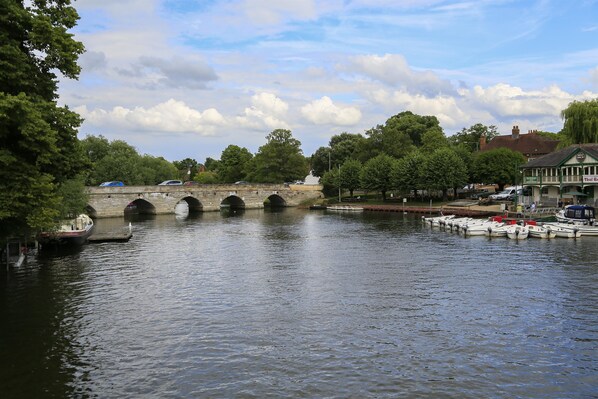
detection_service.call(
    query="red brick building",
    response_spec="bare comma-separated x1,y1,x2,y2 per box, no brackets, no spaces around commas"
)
480,126,560,161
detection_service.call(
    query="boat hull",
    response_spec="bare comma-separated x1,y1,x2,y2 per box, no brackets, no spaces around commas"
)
38,214,94,246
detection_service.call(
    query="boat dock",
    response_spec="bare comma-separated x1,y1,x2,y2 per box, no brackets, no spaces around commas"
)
88,231,133,243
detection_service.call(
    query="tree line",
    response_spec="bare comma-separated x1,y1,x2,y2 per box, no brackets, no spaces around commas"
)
1,0,597,242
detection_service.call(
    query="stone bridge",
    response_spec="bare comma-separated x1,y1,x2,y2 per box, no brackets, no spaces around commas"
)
85,184,323,218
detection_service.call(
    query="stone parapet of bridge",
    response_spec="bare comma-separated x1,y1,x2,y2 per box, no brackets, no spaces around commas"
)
86,184,323,218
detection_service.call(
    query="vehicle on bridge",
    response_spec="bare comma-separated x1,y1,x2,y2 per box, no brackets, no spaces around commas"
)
158,180,183,185
99,181,124,187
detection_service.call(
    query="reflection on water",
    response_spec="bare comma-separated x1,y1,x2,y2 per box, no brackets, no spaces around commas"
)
1,209,597,398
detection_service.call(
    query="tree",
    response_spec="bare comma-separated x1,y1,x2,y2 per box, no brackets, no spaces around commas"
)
473,148,526,191
385,111,443,148
320,168,340,197
420,129,448,154
194,171,220,184
218,145,253,183
248,129,309,183
310,146,332,178
364,123,414,159
173,158,199,181
390,150,427,198
360,154,395,200
310,133,368,177
422,148,468,201
339,159,362,197
449,123,498,152
560,99,598,144
1,0,86,239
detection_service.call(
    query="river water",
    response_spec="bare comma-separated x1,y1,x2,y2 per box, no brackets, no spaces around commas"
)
1,209,597,398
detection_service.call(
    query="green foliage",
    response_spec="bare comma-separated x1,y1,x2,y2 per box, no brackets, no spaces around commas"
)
449,123,498,152
422,148,468,200
55,176,88,218
194,171,220,184
204,157,220,172
0,0,86,239
420,129,448,154
339,159,362,197
310,133,368,177
172,157,200,180
360,154,395,200
560,99,598,144
390,150,427,196
218,145,253,183
320,169,340,197
248,129,309,183
310,146,332,177
80,135,178,185
473,148,526,190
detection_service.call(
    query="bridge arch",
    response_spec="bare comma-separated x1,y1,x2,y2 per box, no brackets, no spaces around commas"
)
220,195,245,210
264,194,287,208
177,196,203,213
124,198,157,215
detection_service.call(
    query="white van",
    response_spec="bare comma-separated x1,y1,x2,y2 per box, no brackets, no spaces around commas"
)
490,186,522,201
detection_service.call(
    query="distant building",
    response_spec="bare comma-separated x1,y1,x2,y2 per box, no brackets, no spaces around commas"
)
480,126,560,161
521,144,598,207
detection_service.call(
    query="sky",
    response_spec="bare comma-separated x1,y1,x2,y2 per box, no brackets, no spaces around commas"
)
58,0,598,162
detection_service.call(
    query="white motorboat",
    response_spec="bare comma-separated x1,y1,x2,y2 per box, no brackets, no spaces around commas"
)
526,223,556,239
506,224,529,240
543,223,583,239
461,220,502,237
447,217,473,232
555,205,595,224
486,224,510,237
422,214,454,227
327,205,364,212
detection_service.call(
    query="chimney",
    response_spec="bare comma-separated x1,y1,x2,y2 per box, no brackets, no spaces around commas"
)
512,125,520,139
479,134,486,150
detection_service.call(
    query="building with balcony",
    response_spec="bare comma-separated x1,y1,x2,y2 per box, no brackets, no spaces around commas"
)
521,144,598,207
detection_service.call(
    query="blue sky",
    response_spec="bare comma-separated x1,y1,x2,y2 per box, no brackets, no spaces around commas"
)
59,0,598,162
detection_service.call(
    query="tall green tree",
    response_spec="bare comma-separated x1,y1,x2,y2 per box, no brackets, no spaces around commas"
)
473,148,526,191
310,133,368,177
0,0,86,239
422,148,468,201
218,145,253,183
390,150,427,198
360,154,395,200
339,159,362,197
560,99,598,144
248,129,309,183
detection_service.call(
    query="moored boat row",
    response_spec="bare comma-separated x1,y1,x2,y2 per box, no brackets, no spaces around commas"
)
422,214,598,239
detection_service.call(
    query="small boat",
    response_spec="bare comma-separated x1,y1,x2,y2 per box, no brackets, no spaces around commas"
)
422,214,454,227
543,223,582,239
38,214,94,246
327,205,364,212
526,223,556,239
462,220,502,237
506,224,529,240
486,224,510,237
555,205,595,224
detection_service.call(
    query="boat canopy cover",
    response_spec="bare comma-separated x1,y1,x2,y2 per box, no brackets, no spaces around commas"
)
565,205,595,219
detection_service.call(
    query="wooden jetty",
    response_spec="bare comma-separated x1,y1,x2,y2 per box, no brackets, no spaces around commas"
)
88,230,132,243
361,204,499,217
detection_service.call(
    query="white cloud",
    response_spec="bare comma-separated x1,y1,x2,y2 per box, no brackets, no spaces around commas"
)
301,96,362,125
75,99,225,135
236,92,290,130
350,54,455,96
